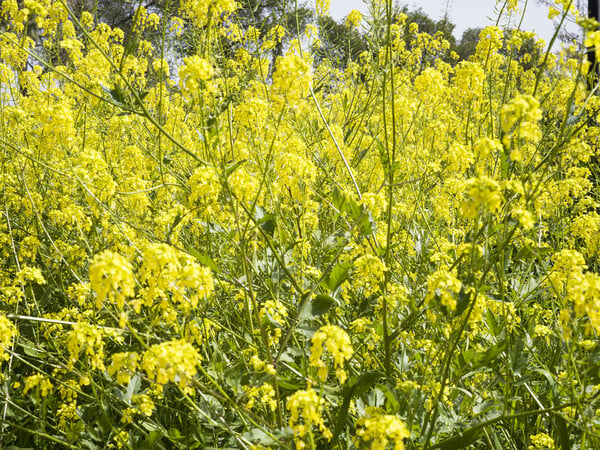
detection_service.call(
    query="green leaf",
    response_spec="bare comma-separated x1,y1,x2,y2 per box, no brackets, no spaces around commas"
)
225,159,247,177
435,427,481,450
186,246,221,274
331,188,374,235
375,383,400,413
243,428,278,447
310,294,336,316
168,428,182,441
476,339,507,366
125,374,141,403
20,340,43,358
454,288,472,317
329,372,381,448
139,429,164,449
300,294,337,321
325,262,352,292
258,214,276,235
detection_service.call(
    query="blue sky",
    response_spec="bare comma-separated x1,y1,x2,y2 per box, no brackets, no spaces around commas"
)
328,0,581,44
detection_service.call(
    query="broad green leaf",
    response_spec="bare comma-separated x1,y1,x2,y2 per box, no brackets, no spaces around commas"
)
326,262,353,292
186,246,221,274
300,294,337,321
329,372,381,448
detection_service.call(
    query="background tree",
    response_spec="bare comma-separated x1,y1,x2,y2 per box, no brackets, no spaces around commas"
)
313,15,368,68
456,27,482,60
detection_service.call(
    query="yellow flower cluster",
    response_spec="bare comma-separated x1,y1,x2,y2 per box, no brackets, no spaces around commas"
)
188,166,221,214
315,0,330,17
89,250,135,309
179,56,214,101
66,322,108,370
244,383,277,411
108,351,139,384
549,250,600,336
179,0,238,27
500,94,543,154
346,10,362,28
356,411,410,450
287,387,331,446
138,243,214,314
529,432,555,450
460,176,503,219
352,254,387,296
271,53,312,106
309,325,353,383
0,315,16,361
140,339,201,391
259,299,288,343
23,373,53,397
425,269,462,311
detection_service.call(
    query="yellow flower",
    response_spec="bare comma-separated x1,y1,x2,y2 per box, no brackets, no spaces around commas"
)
315,0,329,17
66,322,108,370
548,6,560,19
529,432,555,450
353,254,387,296
141,340,201,390
133,394,155,416
271,53,312,105
23,374,53,397
512,207,535,230
460,176,503,219
179,56,214,100
425,269,462,311
585,30,600,63
346,10,362,27
356,412,410,450
179,0,238,27
107,352,139,384
15,265,46,285
309,325,353,383
287,388,331,445
89,250,135,309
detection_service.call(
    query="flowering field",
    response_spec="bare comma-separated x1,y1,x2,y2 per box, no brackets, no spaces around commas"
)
1,0,600,448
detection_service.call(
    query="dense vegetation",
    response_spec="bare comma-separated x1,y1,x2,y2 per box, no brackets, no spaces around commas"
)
1,0,599,448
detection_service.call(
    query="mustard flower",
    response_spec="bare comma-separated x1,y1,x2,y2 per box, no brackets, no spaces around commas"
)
179,55,215,101
287,388,331,445
23,374,53,397
315,0,329,17
244,383,277,411
309,325,353,383
179,0,238,27
512,207,535,230
356,412,410,450
66,322,107,370
346,10,362,27
15,265,46,285
89,250,135,309
133,394,155,417
189,166,221,209
353,254,387,296
425,269,462,311
271,53,312,104
57,400,81,430
108,352,139,385
460,176,503,219
0,315,16,362
141,339,201,390
529,432,555,450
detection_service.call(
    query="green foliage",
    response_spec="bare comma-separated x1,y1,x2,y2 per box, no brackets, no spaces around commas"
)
1,0,600,449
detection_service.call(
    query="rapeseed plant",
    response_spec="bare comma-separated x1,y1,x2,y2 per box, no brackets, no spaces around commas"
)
0,0,599,448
